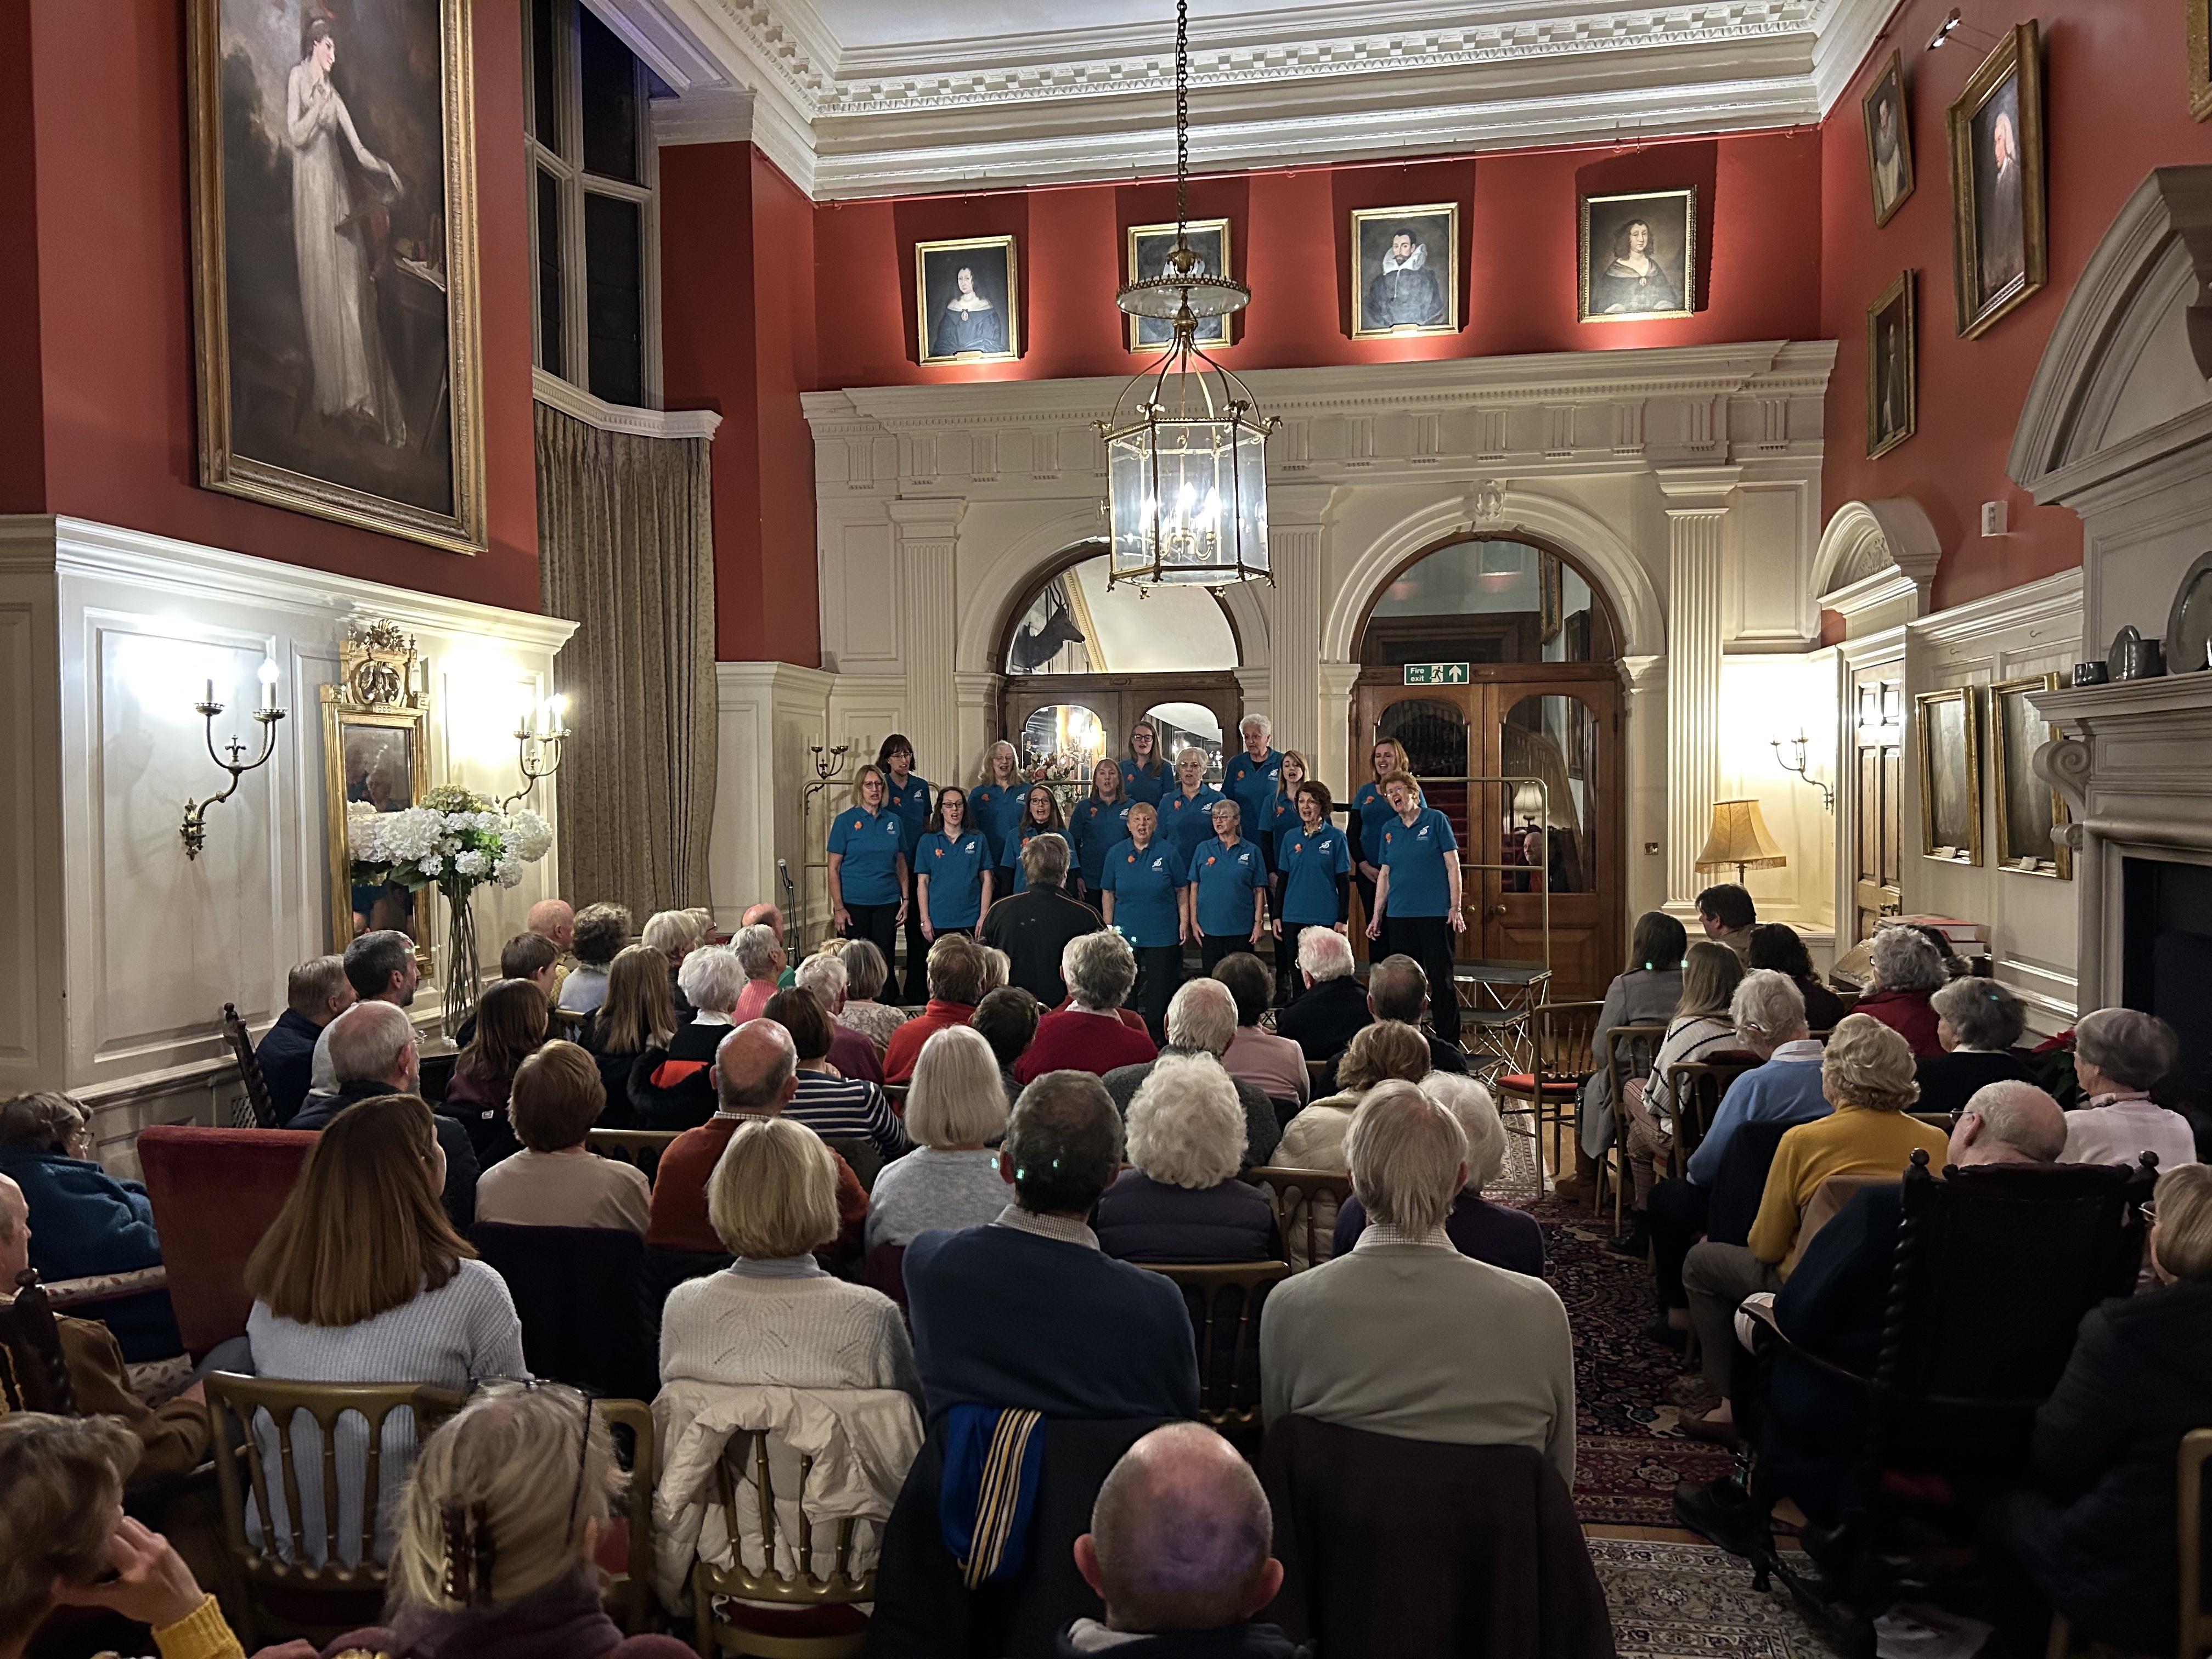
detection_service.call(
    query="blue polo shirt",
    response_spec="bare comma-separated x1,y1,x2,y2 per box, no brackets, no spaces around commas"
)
1376,807,1459,919
1265,789,1302,857
1351,782,1397,872
829,805,906,905
1101,838,1184,948
1189,836,1265,937
916,830,989,929
886,773,934,857
969,783,1029,868
1277,822,1352,926
1069,797,1133,888
1120,759,1170,806
1007,823,1067,895
1223,748,1282,834
1160,785,1226,868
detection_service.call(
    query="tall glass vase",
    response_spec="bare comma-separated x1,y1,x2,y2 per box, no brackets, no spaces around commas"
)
443,883,482,1034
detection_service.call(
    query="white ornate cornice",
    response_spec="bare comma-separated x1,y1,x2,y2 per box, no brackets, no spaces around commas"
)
533,369,724,442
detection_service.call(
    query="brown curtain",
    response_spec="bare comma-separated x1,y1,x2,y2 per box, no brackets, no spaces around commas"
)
535,403,716,923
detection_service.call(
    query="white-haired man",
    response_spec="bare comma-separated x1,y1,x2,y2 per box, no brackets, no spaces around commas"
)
1103,978,1282,1169
1222,715,1282,860
1274,927,1371,1064
291,1000,480,1228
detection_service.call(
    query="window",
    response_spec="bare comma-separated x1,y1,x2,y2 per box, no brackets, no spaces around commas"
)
524,0,659,407
1361,539,1616,667
1003,553,1239,676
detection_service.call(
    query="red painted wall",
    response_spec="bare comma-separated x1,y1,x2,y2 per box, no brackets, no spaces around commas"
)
0,0,539,613
1819,0,2212,610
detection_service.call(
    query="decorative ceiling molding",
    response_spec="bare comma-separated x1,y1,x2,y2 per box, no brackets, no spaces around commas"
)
532,369,725,441
617,0,1894,199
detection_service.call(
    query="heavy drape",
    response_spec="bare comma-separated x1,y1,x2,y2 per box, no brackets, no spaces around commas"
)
535,403,716,922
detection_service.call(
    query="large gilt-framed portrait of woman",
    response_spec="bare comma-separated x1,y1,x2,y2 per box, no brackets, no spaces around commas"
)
1579,189,1697,323
1946,20,2046,338
322,621,433,957
915,236,1020,365
1915,687,1983,865
1990,674,2071,878
186,0,487,554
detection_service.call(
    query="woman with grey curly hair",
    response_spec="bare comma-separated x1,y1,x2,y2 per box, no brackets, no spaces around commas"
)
1094,1053,1279,1263
1852,926,1949,1057
2062,1007,2194,1171
1013,930,1158,1083
1914,977,2035,1116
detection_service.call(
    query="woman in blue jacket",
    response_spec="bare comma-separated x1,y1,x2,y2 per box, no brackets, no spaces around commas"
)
1160,748,1226,873
1347,736,1409,939
1006,785,1070,895
915,785,994,943
1099,802,1186,1041
1364,769,1465,1044
828,765,909,970
1185,799,1267,975
1272,778,1352,1000
969,741,1029,893
1119,720,1169,806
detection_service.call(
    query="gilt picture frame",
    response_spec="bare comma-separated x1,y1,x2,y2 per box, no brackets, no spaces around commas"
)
1579,189,1697,323
1125,219,1233,351
1916,687,1983,866
186,0,487,554
915,235,1022,365
1946,20,2047,338
1866,270,1917,459
1990,674,2072,879
1863,50,1916,227
321,622,434,963
2191,0,2212,121
1349,204,1460,339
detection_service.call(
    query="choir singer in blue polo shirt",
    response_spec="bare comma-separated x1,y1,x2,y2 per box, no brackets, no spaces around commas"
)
1272,778,1352,998
1364,769,1464,1045
828,764,910,972
1100,802,1186,1040
1186,799,1267,975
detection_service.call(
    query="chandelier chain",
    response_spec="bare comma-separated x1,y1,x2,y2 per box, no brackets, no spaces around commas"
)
1174,0,1189,242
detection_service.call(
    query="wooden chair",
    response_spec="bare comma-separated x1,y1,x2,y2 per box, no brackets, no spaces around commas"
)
205,1373,464,1646
1249,1168,1355,1272
220,1002,279,1128
552,1006,591,1043
2177,1429,2212,1659
590,1127,682,1183
692,1430,876,1658
1141,1261,1290,1441
0,1268,76,1413
1492,1000,1603,1175
597,1397,661,1636
1661,1056,1763,1178
1598,1024,1667,1233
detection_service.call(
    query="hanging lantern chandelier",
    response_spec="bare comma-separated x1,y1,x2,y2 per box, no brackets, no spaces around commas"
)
1101,0,1275,590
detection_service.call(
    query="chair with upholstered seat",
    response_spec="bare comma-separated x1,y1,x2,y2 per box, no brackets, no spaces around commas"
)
1492,1000,1602,1173
137,1125,317,1358
0,1267,76,1413
1140,1260,1289,1442
693,1429,877,1658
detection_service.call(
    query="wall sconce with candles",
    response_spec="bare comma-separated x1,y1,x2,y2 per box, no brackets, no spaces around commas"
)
181,658,286,859
501,695,570,810
1771,731,1835,811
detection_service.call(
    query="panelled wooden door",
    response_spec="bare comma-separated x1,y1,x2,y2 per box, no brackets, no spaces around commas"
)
1850,665,1905,943
1353,666,1622,1002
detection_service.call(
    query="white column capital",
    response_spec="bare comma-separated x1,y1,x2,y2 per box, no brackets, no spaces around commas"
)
1655,465,1743,512
887,496,967,543
1269,483,1341,529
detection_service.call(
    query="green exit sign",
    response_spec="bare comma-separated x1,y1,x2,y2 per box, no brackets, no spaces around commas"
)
1403,662,1470,685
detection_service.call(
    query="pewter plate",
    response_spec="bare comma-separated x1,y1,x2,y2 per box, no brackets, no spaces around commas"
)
2167,551,2212,674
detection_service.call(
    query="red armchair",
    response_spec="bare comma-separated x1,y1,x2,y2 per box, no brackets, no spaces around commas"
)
136,1126,314,1357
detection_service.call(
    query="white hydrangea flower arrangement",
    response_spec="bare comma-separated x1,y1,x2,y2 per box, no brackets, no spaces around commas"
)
347,785,551,899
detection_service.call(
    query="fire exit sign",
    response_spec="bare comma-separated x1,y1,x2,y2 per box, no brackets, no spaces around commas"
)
1402,662,1470,685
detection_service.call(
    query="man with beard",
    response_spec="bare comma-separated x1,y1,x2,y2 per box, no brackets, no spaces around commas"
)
1364,228,1444,330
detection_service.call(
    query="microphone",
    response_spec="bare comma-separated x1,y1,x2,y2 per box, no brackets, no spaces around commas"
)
776,858,793,896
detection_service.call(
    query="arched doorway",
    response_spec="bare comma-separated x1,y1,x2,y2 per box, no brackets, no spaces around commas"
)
998,543,1244,809
1351,535,1624,1000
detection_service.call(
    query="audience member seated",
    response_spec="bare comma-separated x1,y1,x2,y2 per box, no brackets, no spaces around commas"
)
1915,977,2035,1116
454,932,563,1049
972,985,1041,1102
1,1417,251,1659
1095,1054,1280,1263
729,923,787,1025
981,945,1013,993
868,1028,1013,1251
1983,1160,2212,1659
904,1071,1200,1423
562,902,630,1015
1104,979,1282,1171
1332,1074,1544,1277
1850,926,1948,1057
1747,923,1846,1031
308,928,422,1098
441,977,548,1167
2062,1007,2193,1171
630,945,744,1130
1214,955,1309,1112
473,1041,650,1235
834,939,909,1054
0,1092,181,1359
1260,1081,1575,1485
645,1022,867,1267
256,953,355,1125
739,904,796,986
1617,941,1746,1249
884,933,991,1085
980,834,1104,1008
793,951,887,1085
1696,882,1757,962
766,988,909,1165
1018,933,1159,1083
642,907,706,1018
1063,1423,1296,1659
293,1002,479,1231
243,1092,527,1565
1563,911,1688,1205
660,1116,921,1398
1678,1015,1948,1443
1272,929,1369,1065
1269,1021,1432,1271
1316,955,1469,1091
528,898,578,1002
583,943,678,1124
324,1382,693,1659
1646,970,1827,1346
0,1174,208,1483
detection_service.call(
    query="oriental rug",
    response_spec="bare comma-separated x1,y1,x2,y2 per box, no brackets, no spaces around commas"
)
1588,1539,1829,1659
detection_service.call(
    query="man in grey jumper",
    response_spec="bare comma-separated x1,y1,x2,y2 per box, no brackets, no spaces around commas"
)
1259,1079,1576,1489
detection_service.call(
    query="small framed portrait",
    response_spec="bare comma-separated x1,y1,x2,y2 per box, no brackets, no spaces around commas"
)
1947,20,2046,338
1862,51,1916,226
1349,204,1460,339
915,236,1020,365
1125,219,1233,351
1915,687,1983,865
1579,189,1696,323
2192,0,2212,121
1989,674,2071,879
1866,270,1917,459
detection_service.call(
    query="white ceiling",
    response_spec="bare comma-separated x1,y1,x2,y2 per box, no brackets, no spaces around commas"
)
593,0,1896,200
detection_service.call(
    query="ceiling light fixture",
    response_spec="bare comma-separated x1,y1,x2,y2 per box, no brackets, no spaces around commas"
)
1101,0,1274,590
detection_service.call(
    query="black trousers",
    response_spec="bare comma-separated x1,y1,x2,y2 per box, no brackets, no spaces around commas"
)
1386,914,1460,1045
1648,1176,1711,1310
843,902,900,979
1353,869,1378,935
1273,925,1302,1002
1199,934,1261,976
900,870,930,1002
1133,944,1182,1041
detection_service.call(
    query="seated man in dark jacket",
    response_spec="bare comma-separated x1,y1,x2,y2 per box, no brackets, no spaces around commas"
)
255,954,355,1125
290,1001,479,1231
906,1070,1200,1425
1273,928,1370,1064
1314,955,1467,1092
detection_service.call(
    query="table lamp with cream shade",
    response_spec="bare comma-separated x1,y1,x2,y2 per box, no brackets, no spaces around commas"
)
1695,798,1787,886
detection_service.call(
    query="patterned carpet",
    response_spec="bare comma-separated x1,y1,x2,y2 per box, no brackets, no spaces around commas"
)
1590,1539,1829,1659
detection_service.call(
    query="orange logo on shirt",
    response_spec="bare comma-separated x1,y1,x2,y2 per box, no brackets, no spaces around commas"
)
933,847,944,858
1205,856,1216,866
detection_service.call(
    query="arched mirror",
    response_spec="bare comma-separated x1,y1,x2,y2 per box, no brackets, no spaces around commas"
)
1360,538,1617,667
1017,703,1108,780
1145,702,1226,781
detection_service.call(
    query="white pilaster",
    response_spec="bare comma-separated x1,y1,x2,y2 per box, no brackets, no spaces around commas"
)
709,661,837,935
1618,653,1669,922
1315,660,1364,806
888,498,966,772
1657,467,1740,912
952,670,1002,780
1267,485,1338,760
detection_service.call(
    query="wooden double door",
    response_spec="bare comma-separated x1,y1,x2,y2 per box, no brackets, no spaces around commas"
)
1353,666,1622,1002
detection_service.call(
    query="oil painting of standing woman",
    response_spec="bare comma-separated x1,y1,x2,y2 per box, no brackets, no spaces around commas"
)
188,0,488,553
1579,189,1697,323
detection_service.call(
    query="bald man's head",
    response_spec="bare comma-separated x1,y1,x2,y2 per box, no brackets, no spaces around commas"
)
0,1172,30,1283
528,899,575,951
741,903,784,937
1075,1424,1280,1633
1951,1079,2067,1166
712,1019,799,1114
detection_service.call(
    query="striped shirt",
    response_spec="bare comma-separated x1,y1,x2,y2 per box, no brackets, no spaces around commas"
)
791,1071,910,1162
